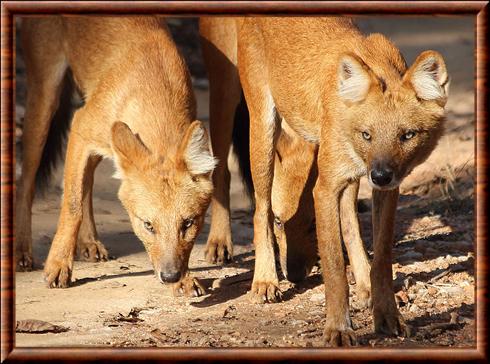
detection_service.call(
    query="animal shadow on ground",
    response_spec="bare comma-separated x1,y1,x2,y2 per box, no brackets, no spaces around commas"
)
357,303,474,345
393,258,475,292
69,245,231,288
358,187,474,263
190,251,254,307
191,251,324,308
71,269,154,287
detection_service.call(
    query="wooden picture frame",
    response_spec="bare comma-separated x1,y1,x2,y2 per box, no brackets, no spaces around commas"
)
1,1,487,362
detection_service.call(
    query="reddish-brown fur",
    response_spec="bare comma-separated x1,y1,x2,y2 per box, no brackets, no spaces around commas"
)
233,17,448,345
16,17,216,296
200,18,371,301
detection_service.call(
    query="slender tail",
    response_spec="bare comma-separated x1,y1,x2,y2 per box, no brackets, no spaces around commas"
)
35,70,76,194
231,91,254,202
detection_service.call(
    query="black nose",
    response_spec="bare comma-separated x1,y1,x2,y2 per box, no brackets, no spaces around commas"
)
159,270,181,283
371,168,393,186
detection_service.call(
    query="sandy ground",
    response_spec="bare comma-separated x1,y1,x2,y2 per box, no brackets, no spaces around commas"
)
15,17,475,348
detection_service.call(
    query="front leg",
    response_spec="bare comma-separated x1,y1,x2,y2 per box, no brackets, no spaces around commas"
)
246,91,281,303
314,168,356,347
371,188,410,336
76,155,108,262
238,31,281,303
341,181,371,308
44,113,91,288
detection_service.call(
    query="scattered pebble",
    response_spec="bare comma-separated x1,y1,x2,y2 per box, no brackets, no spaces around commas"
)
310,293,324,303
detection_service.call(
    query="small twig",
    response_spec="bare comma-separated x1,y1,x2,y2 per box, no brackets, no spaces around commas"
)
223,271,254,286
428,269,451,283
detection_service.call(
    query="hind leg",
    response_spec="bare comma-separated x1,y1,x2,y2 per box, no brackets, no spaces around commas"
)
76,155,109,262
15,18,66,270
205,77,241,265
201,19,241,265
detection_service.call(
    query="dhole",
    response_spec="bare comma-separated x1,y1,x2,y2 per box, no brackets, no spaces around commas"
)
199,17,372,305
232,17,448,345
16,17,216,296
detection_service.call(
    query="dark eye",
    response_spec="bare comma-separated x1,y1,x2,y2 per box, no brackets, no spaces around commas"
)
274,216,283,230
362,131,371,141
401,131,416,141
182,218,194,231
144,221,154,233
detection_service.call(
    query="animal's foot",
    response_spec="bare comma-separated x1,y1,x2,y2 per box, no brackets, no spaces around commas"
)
204,237,233,265
77,238,108,262
172,276,206,297
324,326,357,347
44,257,72,288
15,236,33,271
356,283,372,309
374,306,411,337
249,279,282,303
16,250,33,271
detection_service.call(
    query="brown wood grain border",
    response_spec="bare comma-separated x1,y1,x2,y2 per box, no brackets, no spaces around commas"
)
475,3,489,364
0,1,486,15
1,1,488,362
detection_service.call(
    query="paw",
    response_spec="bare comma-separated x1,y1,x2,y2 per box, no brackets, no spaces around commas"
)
44,258,72,288
355,284,372,309
324,326,357,347
77,239,108,262
374,308,411,337
172,276,206,297
16,250,33,272
204,238,233,265
249,280,282,303
15,237,33,271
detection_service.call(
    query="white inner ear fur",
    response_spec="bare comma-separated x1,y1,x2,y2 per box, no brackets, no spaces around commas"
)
411,56,449,101
185,126,217,175
112,158,123,180
338,56,371,102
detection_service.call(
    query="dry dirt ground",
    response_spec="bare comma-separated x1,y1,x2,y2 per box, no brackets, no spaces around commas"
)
14,17,475,348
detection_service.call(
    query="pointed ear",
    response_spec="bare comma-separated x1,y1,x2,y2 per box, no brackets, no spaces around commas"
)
337,54,372,103
179,121,217,176
404,50,449,106
111,122,150,178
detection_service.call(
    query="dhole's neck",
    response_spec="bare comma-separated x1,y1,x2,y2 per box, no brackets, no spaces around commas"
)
114,36,197,158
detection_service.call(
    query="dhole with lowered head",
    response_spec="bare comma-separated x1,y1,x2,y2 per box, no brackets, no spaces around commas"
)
234,17,448,345
16,17,216,296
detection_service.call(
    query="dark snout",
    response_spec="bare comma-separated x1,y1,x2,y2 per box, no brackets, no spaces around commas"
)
159,270,181,283
370,163,394,188
158,262,182,283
